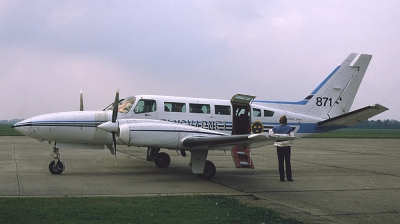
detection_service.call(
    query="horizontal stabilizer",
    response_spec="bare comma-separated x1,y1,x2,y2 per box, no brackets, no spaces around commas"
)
318,104,388,126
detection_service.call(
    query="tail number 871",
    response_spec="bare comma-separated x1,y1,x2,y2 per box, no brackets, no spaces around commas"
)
316,97,332,107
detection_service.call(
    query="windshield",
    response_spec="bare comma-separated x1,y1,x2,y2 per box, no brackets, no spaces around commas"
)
103,96,136,114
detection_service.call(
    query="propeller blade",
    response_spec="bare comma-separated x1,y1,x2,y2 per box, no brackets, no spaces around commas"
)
112,132,117,166
80,90,84,111
112,91,119,123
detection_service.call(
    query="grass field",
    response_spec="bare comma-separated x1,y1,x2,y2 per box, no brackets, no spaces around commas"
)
0,195,299,224
0,124,23,136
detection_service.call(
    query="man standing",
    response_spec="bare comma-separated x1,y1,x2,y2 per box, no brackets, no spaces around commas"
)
269,115,294,182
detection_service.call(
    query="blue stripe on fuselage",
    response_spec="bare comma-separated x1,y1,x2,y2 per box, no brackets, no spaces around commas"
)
12,120,102,128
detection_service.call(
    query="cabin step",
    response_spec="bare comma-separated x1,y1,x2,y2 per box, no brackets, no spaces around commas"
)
231,146,254,169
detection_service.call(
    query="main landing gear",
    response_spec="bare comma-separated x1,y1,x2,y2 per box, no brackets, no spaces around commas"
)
49,146,65,174
197,160,216,180
147,147,216,179
154,152,171,168
147,147,171,168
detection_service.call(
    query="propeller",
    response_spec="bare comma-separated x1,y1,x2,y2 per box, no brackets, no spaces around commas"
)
111,90,119,162
97,90,120,165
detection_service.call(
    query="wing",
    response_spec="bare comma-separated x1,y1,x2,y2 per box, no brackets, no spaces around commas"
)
182,132,297,149
318,104,388,126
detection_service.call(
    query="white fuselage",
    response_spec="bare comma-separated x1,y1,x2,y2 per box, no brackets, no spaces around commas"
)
13,95,329,149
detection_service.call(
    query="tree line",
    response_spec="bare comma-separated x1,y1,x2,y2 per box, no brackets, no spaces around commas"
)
352,119,400,129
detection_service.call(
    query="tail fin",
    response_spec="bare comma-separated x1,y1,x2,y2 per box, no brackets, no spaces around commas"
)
257,53,372,119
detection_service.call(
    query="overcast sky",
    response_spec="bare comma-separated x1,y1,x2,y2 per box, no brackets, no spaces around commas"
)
1,0,399,120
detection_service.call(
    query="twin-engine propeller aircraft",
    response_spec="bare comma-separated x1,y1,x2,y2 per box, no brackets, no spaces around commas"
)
12,53,388,179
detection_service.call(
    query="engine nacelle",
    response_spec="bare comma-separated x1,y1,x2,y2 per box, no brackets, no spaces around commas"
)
118,122,185,148
118,123,131,145
117,119,223,149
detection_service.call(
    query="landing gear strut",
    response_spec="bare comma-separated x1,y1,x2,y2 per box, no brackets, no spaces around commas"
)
146,147,160,161
49,146,65,174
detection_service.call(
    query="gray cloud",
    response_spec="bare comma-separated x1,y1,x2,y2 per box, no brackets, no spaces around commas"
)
0,0,399,120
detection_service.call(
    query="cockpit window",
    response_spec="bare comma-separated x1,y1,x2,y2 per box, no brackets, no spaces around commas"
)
103,96,136,114
118,97,136,113
134,99,157,114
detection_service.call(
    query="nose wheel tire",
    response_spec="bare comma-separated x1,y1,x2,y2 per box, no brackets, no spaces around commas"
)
154,152,171,168
49,160,65,174
198,160,216,179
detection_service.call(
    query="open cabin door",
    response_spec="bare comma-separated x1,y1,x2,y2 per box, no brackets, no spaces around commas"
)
231,94,256,135
230,94,256,169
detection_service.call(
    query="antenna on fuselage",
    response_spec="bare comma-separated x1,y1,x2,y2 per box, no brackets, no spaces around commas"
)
80,90,84,111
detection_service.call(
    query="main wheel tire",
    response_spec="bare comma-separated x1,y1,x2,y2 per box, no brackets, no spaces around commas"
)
49,160,65,174
198,160,216,179
154,152,171,168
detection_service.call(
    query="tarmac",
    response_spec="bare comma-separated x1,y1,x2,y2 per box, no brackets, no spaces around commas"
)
1,136,399,224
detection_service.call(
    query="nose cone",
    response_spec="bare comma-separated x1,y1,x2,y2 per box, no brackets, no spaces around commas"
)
12,118,33,136
12,111,110,142
11,113,60,140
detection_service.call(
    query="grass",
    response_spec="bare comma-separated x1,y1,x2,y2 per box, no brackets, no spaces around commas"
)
0,195,300,224
306,129,400,138
0,124,23,136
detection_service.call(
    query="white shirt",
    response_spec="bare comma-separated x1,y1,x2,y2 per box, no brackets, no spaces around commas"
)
269,129,294,147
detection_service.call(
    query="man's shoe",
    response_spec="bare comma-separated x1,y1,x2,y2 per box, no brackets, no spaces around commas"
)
287,179,294,181
280,179,285,182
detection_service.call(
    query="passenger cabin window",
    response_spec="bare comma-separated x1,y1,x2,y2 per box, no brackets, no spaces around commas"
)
189,103,210,114
253,108,261,117
215,105,231,115
264,110,275,117
134,99,157,114
164,102,186,113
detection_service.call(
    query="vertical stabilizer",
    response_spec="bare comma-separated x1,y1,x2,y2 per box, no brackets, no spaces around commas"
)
256,53,372,119
326,54,372,118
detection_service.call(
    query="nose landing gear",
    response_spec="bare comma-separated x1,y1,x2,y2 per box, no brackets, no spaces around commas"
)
49,146,65,174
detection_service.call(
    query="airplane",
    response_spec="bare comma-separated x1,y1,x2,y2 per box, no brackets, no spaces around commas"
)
12,53,388,179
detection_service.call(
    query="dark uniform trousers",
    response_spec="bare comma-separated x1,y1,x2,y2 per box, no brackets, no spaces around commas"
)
277,146,292,180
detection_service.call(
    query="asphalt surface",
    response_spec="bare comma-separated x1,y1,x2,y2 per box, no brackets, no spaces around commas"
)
1,136,399,224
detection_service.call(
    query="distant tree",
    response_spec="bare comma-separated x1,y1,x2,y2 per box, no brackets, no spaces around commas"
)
351,119,400,129
353,120,369,129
